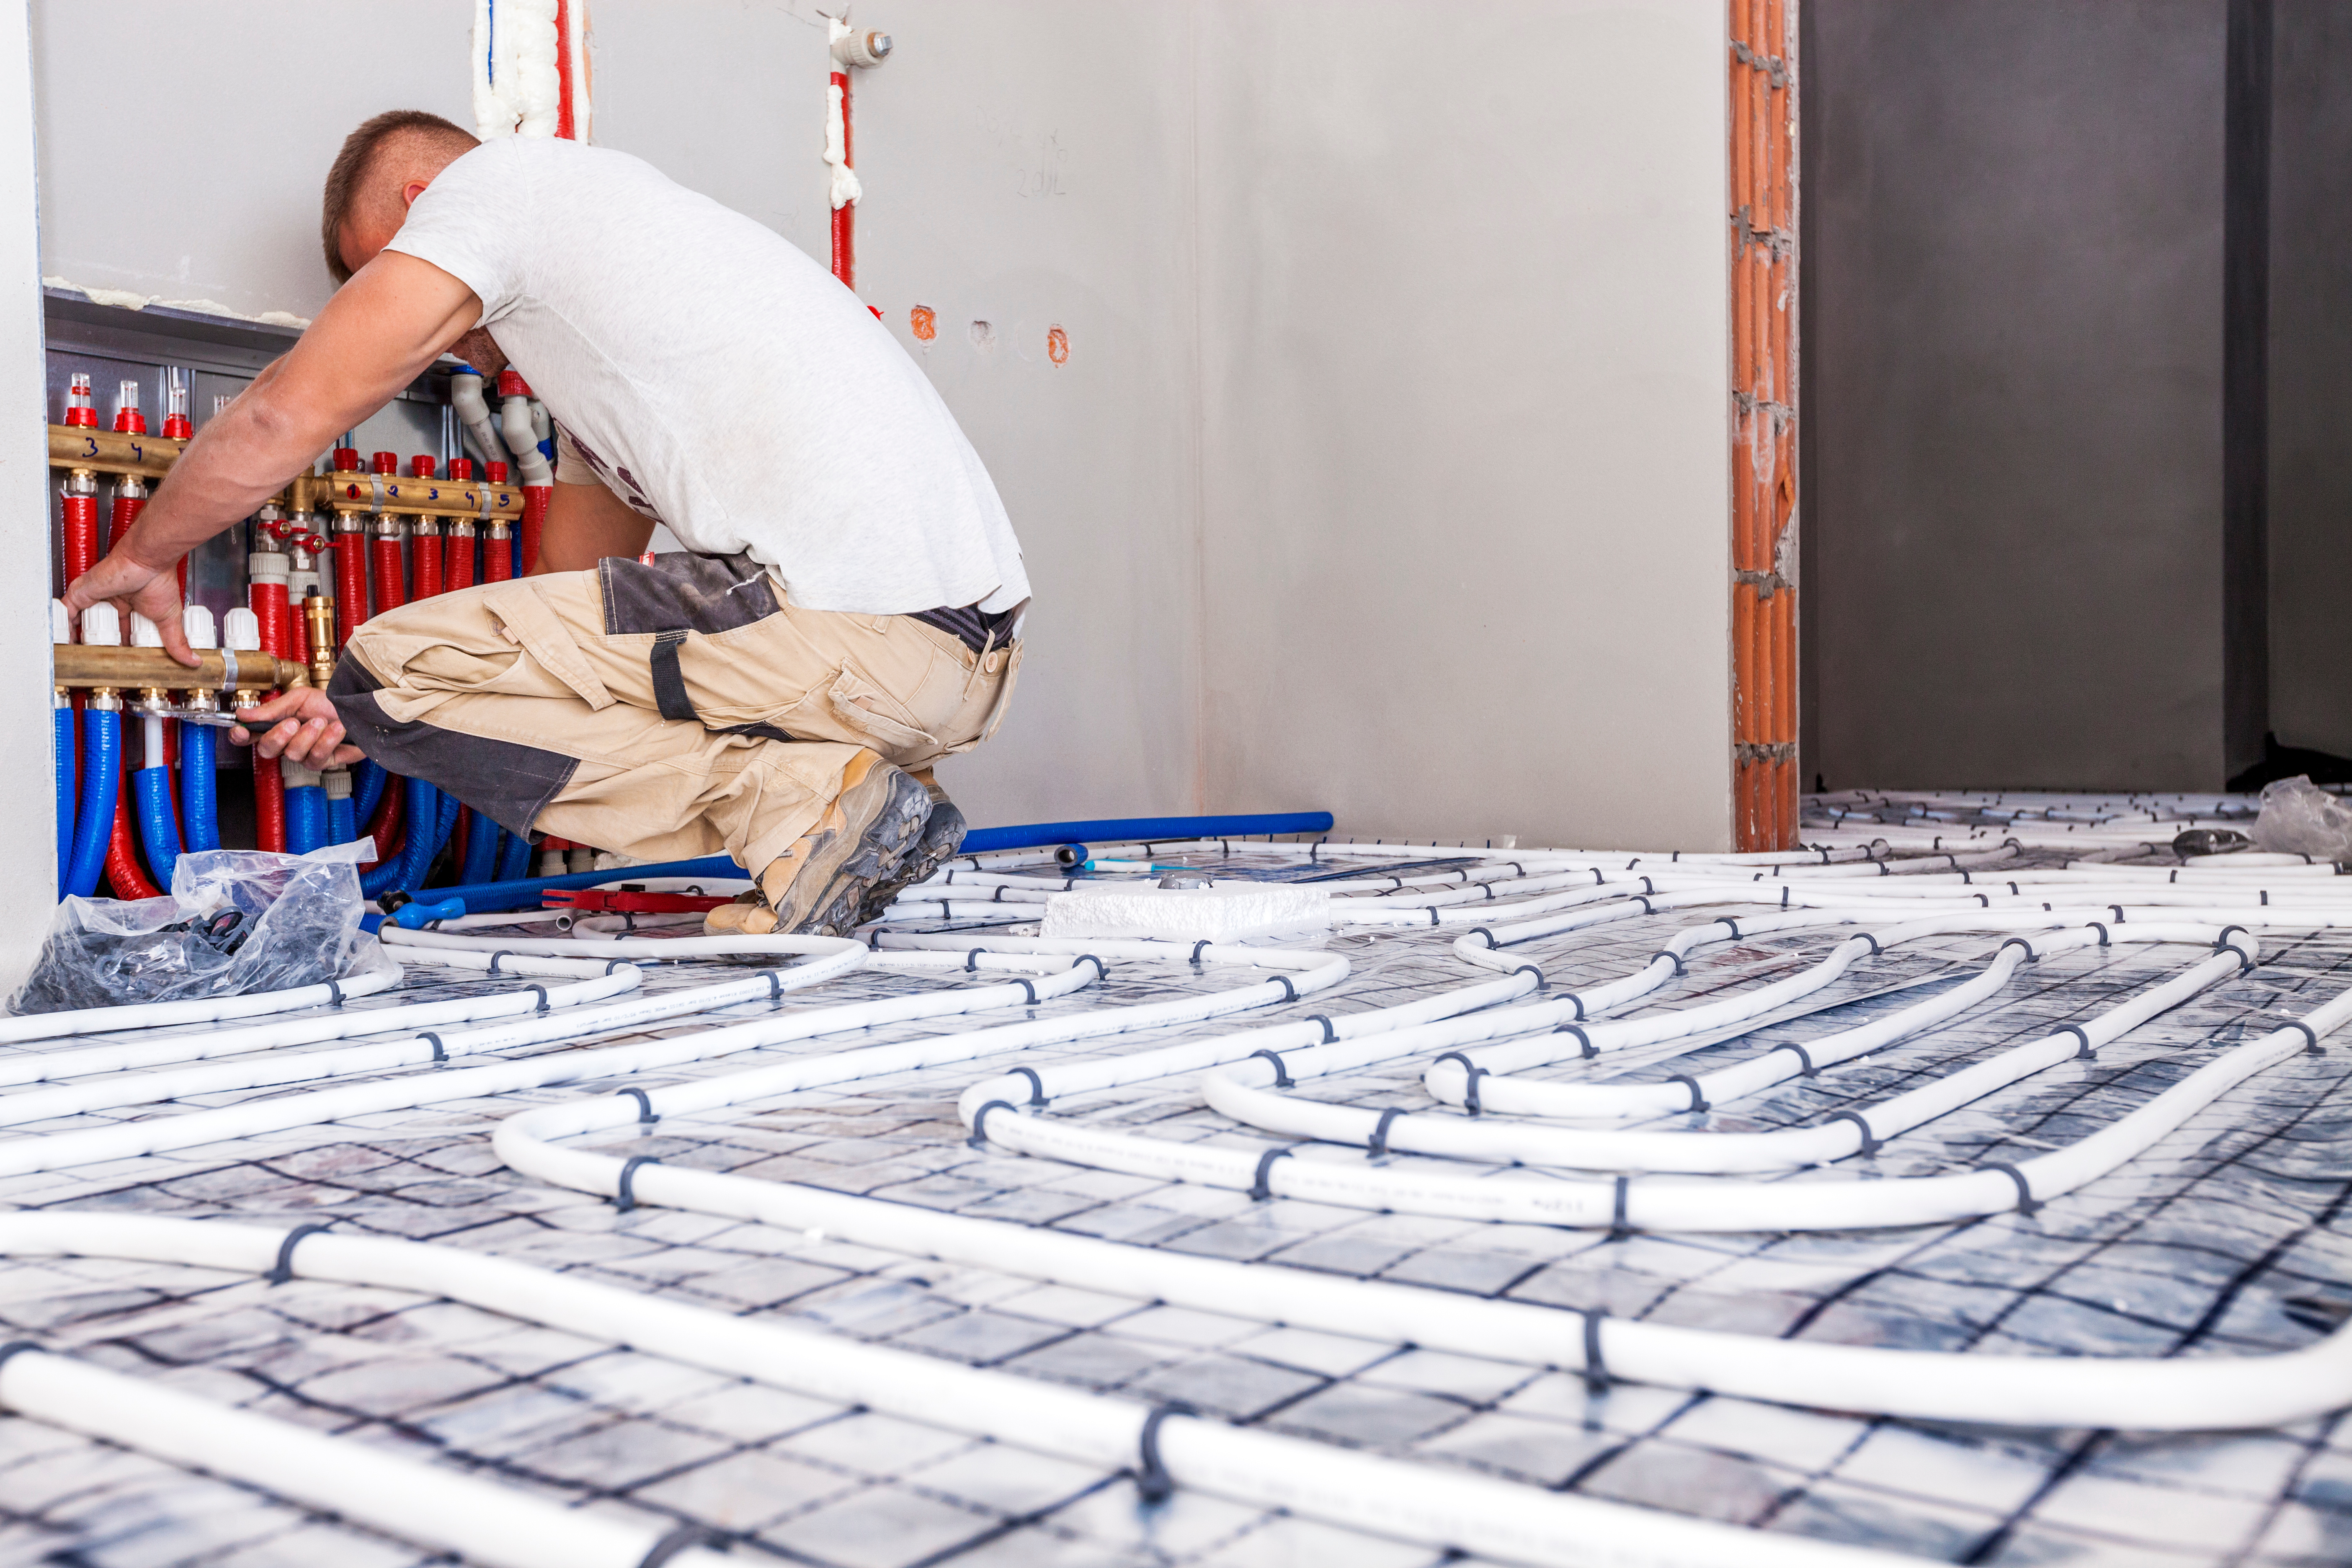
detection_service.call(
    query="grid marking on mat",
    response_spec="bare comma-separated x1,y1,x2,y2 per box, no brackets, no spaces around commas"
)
0,837,2347,1565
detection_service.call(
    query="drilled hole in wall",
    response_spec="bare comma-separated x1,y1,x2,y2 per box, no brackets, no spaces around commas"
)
969,320,996,352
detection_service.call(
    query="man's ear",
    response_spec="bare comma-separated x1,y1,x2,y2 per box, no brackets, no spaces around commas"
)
402,179,431,209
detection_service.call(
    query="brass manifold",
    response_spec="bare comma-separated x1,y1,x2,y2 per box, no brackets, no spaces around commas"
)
48,425,527,523
52,645,313,691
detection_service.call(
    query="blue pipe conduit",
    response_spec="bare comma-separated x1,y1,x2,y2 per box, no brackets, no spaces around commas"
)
134,766,183,885
354,760,387,825
328,789,358,846
54,708,74,897
494,827,531,883
458,810,501,885
64,711,119,900
376,810,1334,916
284,786,328,856
179,725,220,854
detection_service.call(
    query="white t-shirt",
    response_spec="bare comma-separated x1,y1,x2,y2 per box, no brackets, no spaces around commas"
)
386,137,1029,616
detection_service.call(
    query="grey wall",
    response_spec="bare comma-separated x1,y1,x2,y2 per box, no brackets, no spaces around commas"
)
1193,1,1732,849
32,0,1735,850
1805,0,2232,792
2268,3,2352,760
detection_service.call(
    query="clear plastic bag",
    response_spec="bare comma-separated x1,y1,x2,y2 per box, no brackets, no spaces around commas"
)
2250,775,2352,863
10,844,392,1015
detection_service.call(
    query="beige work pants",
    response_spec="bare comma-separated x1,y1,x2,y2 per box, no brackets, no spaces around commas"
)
328,552,1019,873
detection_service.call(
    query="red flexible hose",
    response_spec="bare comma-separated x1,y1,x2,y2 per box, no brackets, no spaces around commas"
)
413,533,443,600
335,535,369,641
358,779,404,872
61,495,98,585
521,487,551,576
249,578,292,854
107,492,144,553
104,779,161,900
446,533,477,592
371,536,405,614
484,530,513,584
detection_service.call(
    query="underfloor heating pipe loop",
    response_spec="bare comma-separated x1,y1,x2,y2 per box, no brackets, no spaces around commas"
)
0,1219,1919,1568
0,1342,736,1568
51,703,72,896
62,706,116,899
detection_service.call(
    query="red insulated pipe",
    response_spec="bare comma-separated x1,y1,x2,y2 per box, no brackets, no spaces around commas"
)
358,777,403,872
60,492,98,584
335,536,369,640
371,535,405,615
831,69,854,287
413,533,443,599
520,487,550,576
105,776,161,900
252,753,287,854
107,488,144,553
445,533,476,592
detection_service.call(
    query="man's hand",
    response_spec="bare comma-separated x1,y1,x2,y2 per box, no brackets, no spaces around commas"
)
62,547,196,665
232,688,364,769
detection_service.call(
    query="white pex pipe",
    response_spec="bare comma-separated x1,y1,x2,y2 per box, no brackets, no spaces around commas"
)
0,959,640,1089
0,964,403,1044
0,1341,730,1568
0,1213,1930,1568
1204,930,2254,1173
487,989,2352,1430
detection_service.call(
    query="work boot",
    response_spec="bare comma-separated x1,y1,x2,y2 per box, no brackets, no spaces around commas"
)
856,769,969,926
701,749,931,938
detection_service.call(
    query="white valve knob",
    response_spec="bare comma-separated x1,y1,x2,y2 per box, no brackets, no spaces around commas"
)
182,604,218,650
129,613,162,649
81,603,121,647
51,599,71,646
223,607,261,653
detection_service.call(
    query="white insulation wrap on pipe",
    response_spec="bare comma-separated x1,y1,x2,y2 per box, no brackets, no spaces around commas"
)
0,1215,1930,1568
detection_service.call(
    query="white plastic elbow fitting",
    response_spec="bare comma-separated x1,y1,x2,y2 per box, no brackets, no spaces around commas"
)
448,369,506,477
832,23,892,68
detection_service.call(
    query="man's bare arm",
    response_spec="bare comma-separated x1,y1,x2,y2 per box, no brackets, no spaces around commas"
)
63,252,484,662
532,477,655,575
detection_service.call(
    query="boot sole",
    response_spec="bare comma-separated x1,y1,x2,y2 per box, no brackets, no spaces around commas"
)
856,801,968,927
776,765,934,935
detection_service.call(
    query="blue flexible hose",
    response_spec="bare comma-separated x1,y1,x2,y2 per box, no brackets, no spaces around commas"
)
54,707,74,897
328,787,358,845
134,766,183,886
495,827,531,882
391,777,440,894
179,723,219,854
64,710,119,900
283,785,328,855
458,809,501,885
354,759,386,824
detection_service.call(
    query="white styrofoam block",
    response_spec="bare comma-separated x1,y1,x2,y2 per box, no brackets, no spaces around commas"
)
1039,884,1331,943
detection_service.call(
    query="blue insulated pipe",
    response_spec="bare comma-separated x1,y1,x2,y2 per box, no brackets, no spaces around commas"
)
494,827,532,883
134,765,183,886
393,777,442,894
64,710,120,900
458,810,501,885
328,788,358,846
53,707,74,896
179,723,220,854
283,786,328,856
354,759,387,824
